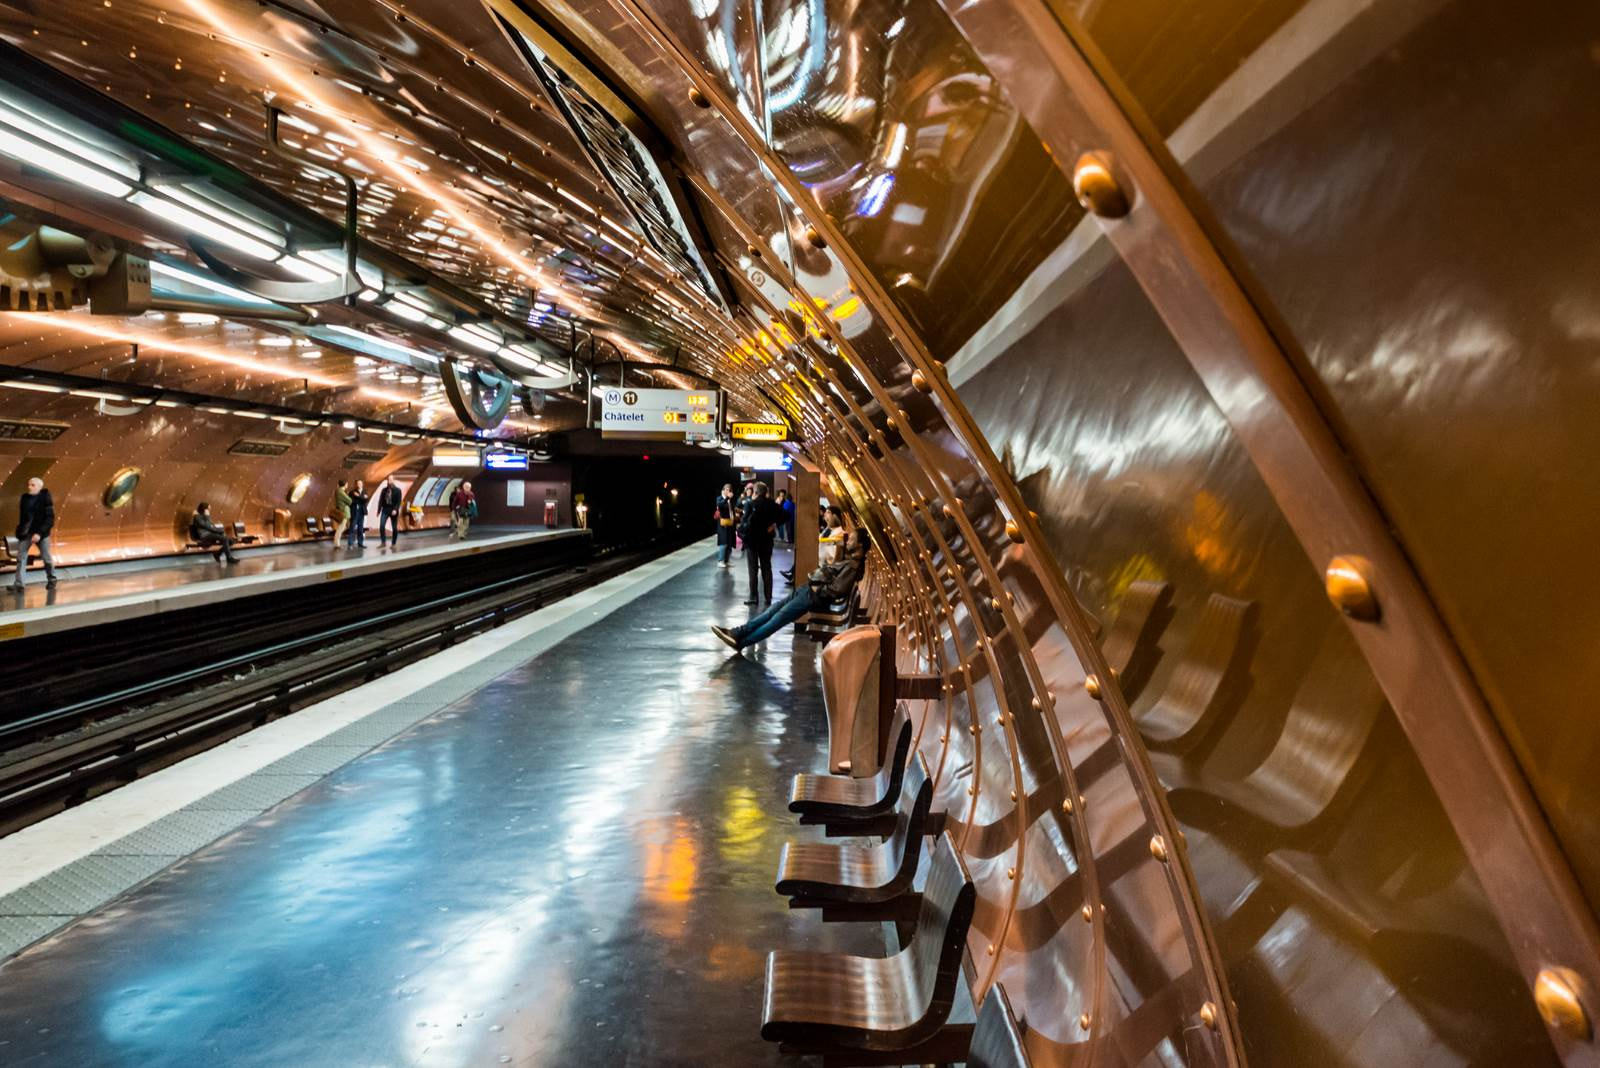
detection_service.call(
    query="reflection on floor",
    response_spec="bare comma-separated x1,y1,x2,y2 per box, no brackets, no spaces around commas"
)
0,547,873,1066
0,526,539,615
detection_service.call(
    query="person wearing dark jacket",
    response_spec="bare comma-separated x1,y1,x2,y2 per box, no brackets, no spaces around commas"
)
375,476,403,548
8,476,57,591
713,484,737,568
712,529,868,651
189,501,238,563
738,481,784,605
345,479,369,549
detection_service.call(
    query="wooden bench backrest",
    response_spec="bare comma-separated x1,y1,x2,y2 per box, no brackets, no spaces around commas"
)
1100,579,1172,680
906,831,976,1025
886,753,934,880
1139,592,1254,749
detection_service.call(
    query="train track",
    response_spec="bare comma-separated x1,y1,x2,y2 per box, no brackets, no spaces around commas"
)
0,537,690,838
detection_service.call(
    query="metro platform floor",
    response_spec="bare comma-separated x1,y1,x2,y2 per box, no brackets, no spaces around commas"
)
0,540,878,1066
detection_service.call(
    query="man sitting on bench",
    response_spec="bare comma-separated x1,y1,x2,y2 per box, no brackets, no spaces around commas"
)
712,529,867,652
190,501,239,564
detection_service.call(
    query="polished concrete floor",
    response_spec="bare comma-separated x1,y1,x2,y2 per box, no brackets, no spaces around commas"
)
0,549,876,1066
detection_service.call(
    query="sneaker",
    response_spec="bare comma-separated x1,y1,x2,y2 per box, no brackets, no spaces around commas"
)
45,578,57,588
743,598,760,605
710,625,741,651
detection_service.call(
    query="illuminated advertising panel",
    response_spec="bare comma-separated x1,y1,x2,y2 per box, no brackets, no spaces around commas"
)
732,447,791,471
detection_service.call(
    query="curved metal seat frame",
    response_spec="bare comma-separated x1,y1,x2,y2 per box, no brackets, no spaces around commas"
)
776,753,933,906
790,710,912,825
1137,592,1255,753
762,831,976,1060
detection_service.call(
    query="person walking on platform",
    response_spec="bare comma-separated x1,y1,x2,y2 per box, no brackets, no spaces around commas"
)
714,483,737,568
376,475,403,548
449,480,476,540
189,501,239,564
331,479,352,547
713,530,868,652
8,476,57,591
739,481,784,606
345,479,369,549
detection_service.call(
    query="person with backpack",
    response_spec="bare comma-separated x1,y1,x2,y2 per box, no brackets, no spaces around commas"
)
449,480,477,540
738,481,784,606
375,476,403,547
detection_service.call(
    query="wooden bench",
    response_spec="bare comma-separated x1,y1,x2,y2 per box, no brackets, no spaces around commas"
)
1160,631,1386,834
776,753,933,909
790,708,912,831
1100,579,1172,701
969,984,1031,1068
762,830,976,1065
1136,592,1254,754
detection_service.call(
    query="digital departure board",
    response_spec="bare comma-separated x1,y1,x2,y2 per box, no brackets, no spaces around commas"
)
598,387,721,442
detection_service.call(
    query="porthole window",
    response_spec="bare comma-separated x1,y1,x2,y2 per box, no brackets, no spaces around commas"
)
287,472,313,504
102,466,142,509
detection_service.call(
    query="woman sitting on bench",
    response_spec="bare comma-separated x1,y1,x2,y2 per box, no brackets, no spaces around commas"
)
714,530,867,652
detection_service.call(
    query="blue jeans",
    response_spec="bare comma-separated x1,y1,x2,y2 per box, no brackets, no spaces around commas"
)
718,537,732,563
732,586,820,647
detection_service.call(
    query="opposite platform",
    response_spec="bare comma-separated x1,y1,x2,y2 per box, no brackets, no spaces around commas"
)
0,526,586,641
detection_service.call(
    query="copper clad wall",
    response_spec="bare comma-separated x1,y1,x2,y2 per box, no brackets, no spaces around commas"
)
1075,0,1600,919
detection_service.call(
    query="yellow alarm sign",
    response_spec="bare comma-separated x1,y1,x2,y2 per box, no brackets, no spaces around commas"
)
730,421,789,442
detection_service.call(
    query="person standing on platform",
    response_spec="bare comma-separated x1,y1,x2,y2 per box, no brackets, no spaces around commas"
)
346,479,369,549
331,479,352,547
8,476,57,592
714,483,737,568
376,475,403,548
449,480,476,540
713,530,868,651
738,481,783,606
775,488,796,545
189,501,239,564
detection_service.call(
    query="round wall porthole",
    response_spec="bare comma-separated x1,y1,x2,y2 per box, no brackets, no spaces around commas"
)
287,472,313,504
102,466,142,509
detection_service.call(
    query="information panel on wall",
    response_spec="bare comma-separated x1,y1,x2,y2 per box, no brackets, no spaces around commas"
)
732,447,792,471
598,387,720,441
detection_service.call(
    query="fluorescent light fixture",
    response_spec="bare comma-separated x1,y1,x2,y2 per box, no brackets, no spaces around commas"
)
3,380,67,393
448,325,501,353
149,260,275,306
176,312,220,325
259,337,294,347
342,419,357,428
133,192,281,262
324,324,441,366
298,348,322,359
276,254,339,283
432,448,481,468
68,388,131,401
161,186,283,248
0,121,134,198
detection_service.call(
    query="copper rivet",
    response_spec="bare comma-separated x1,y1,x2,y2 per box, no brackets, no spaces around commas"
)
1200,1002,1218,1030
1031,696,1042,710
967,786,975,795
1009,790,1017,801
687,86,711,109
1062,798,1074,813
804,225,826,249
745,243,762,259
911,369,931,393
1006,867,1015,879
987,944,996,955
990,598,1002,611
1004,519,1023,543
1325,554,1379,621
1150,834,1169,862
1081,904,1093,923
1072,150,1131,218
1535,967,1591,1040
1078,1013,1091,1031
1084,674,1103,699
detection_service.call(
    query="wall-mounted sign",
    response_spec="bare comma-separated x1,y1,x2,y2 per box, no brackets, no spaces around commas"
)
432,448,481,469
599,387,719,441
732,447,792,471
485,452,530,471
0,418,70,442
344,448,389,466
730,421,789,443
229,439,291,457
